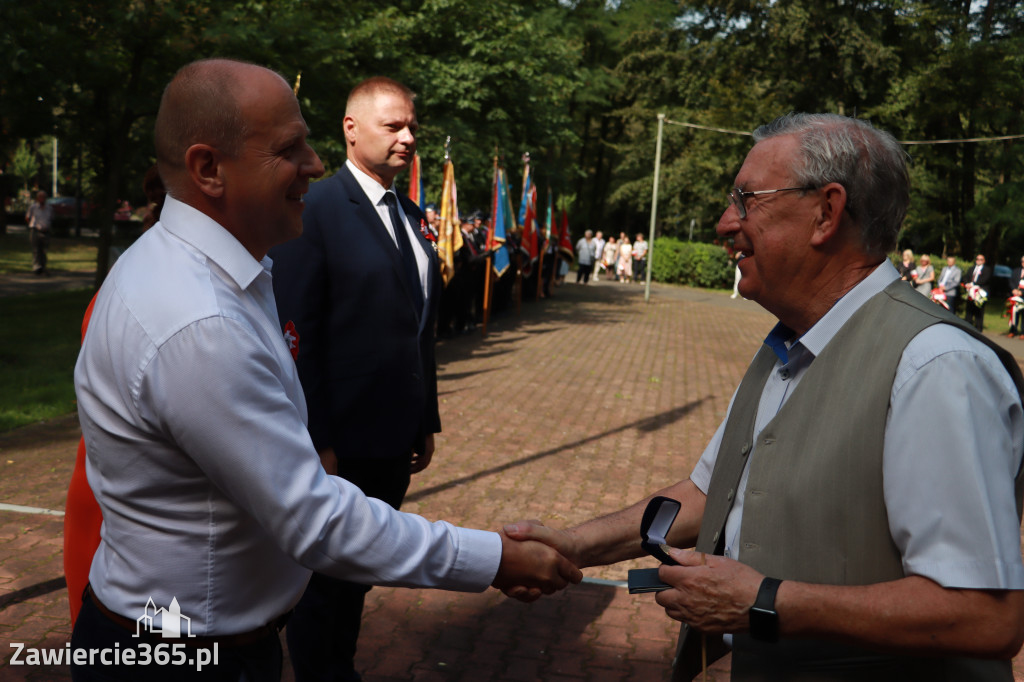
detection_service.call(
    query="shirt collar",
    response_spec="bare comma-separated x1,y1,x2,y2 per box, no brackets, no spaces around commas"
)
158,196,268,290
763,260,899,363
346,159,396,205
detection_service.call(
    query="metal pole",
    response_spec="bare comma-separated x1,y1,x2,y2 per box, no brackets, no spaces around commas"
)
644,113,665,303
52,137,58,197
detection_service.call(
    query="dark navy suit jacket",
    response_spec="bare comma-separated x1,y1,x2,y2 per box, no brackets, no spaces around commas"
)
270,164,441,461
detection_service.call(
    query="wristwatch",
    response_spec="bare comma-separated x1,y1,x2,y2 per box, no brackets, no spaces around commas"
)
749,577,782,642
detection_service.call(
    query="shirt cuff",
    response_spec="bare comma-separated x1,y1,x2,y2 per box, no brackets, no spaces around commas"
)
444,527,503,592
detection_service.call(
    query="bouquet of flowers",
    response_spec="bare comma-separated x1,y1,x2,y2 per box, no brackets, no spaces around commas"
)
930,287,949,310
1006,293,1024,335
965,283,987,308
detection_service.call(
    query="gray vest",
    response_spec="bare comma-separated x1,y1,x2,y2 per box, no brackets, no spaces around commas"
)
673,281,1024,681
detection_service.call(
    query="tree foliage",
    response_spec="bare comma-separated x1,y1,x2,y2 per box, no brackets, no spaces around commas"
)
2,0,1023,282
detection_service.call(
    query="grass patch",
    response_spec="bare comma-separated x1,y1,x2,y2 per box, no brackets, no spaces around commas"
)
0,288,94,432
0,232,98,275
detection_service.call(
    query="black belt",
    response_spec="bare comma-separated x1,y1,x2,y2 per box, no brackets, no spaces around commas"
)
86,585,289,648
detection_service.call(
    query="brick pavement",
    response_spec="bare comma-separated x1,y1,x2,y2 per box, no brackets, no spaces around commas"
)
1,278,1023,681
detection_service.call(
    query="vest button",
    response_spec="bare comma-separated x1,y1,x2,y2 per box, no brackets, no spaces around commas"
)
712,531,720,544
741,443,750,455
727,489,734,502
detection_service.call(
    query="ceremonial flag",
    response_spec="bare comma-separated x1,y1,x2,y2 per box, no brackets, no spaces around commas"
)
501,167,517,239
545,190,554,242
558,208,574,261
407,153,424,210
437,160,463,286
488,167,511,277
519,184,538,273
518,161,532,227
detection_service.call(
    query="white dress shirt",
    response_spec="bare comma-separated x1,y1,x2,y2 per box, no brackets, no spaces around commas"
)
691,260,1024,590
76,196,500,636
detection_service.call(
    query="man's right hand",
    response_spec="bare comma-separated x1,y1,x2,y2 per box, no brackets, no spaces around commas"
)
503,520,581,566
492,527,582,603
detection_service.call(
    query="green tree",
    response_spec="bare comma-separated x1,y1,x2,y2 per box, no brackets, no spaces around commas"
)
390,0,585,213
605,0,908,241
878,0,1024,262
9,140,40,191
4,0,1020,277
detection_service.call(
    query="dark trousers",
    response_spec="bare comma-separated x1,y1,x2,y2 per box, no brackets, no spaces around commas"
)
71,589,282,681
635,257,647,282
575,263,593,283
30,228,49,273
286,454,412,682
965,301,986,331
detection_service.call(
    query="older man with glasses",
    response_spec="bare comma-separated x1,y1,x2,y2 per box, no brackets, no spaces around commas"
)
506,113,1024,680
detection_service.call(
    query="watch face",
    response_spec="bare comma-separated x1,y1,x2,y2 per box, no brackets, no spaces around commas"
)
749,606,779,643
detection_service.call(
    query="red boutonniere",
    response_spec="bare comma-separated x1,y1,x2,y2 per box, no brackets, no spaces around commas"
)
283,320,300,361
419,219,438,252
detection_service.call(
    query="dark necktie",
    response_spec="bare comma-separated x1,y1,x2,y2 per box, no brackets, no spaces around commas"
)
383,192,424,317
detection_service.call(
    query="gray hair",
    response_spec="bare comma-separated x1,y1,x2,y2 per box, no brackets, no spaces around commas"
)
752,113,909,257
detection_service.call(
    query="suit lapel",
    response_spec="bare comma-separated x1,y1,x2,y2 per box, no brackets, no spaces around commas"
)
337,167,423,319
398,194,438,334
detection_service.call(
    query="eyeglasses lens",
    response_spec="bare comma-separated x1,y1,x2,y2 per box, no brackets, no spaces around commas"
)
729,188,747,219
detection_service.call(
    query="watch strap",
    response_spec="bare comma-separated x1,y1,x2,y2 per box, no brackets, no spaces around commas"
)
754,577,782,610
749,576,782,642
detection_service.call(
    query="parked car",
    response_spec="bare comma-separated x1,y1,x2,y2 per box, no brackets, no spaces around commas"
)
46,196,97,236
992,264,1013,299
47,196,94,220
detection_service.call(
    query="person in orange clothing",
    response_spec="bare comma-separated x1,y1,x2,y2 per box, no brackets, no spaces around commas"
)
63,293,102,626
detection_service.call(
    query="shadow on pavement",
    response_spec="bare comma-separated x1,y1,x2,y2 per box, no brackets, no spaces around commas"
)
406,398,706,505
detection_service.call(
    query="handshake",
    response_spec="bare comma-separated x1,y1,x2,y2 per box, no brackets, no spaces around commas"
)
490,520,584,602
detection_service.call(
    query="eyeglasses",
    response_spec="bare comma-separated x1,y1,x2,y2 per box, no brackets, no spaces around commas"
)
728,186,816,220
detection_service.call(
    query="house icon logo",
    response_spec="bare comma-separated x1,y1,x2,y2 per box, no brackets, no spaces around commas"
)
134,597,195,638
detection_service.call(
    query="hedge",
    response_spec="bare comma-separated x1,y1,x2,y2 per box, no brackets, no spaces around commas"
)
649,237,734,289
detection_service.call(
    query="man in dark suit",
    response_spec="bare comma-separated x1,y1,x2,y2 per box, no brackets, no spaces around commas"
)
964,253,991,331
270,76,441,682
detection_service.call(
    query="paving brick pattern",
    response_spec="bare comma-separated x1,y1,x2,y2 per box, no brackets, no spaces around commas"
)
1,279,1023,681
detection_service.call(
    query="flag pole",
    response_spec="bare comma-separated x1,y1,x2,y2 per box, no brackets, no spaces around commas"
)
535,185,546,301
516,153,530,315
482,152,498,337
536,237,546,300
549,190,561,292
644,113,664,303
